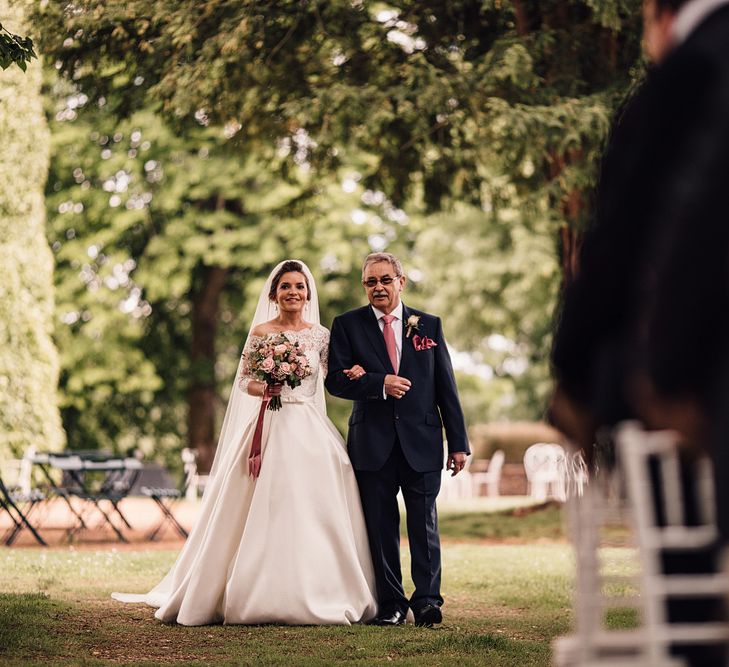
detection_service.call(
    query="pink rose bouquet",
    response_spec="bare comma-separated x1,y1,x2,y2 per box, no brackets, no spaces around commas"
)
246,333,312,410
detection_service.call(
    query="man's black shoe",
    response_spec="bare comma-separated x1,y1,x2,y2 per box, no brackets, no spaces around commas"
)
413,604,442,627
370,609,407,626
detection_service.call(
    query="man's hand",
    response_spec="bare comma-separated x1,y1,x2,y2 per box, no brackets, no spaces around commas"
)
447,452,468,476
547,384,596,451
384,374,411,399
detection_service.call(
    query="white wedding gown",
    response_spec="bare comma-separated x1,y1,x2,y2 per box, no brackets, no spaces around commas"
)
113,325,377,625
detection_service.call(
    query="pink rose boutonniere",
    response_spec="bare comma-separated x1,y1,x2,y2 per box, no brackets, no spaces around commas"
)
412,334,438,351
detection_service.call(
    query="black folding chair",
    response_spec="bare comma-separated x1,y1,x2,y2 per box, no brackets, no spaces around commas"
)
50,456,142,543
139,464,190,540
0,476,46,546
31,452,90,532
86,458,142,533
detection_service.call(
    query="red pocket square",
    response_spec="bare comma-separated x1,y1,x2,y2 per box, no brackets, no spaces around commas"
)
413,335,438,351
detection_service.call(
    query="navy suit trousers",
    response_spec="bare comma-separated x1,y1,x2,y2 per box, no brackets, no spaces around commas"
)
355,439,443,615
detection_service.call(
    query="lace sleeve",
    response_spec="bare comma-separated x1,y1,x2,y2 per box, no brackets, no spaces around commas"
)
237,338,258,393
319,326,330,377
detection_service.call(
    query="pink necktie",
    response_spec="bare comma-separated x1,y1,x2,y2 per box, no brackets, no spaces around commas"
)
382,315,398,372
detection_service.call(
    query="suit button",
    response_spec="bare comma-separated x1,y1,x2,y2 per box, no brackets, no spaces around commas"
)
395,414,399,420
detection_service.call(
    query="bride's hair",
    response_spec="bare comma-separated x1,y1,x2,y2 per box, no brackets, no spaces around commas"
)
268,260,311,302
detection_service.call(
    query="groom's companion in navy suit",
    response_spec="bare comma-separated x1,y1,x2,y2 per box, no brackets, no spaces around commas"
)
325,252,469,627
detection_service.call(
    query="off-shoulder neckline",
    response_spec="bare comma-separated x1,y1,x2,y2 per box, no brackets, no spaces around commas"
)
249,325,326,338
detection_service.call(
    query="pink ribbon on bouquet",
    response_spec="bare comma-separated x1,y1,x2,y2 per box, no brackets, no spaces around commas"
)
248,395,271,479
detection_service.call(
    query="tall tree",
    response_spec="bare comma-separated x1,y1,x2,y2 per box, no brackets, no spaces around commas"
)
34,1,643,216
0,0,64,459
36,1,647,454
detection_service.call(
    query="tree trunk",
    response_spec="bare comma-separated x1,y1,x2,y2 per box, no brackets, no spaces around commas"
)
559,224,582,286
548,149,585,287
187,264,229,473
513,0,530,36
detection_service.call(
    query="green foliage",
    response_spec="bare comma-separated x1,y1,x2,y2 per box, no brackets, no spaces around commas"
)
0,18,36,71
408,203,561,421
45,81,415,455
34,0,643,212
35,0,649,456
0,592,65,659
436,503,565,541
0,0,64,459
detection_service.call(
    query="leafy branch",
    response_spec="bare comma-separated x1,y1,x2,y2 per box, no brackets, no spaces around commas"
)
0,21,36,71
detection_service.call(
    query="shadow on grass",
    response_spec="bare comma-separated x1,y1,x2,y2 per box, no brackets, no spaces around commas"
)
0,593,69,660
0,592,553,666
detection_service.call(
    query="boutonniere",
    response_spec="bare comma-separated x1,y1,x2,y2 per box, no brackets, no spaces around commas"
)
405,315,421,338
412,334,438,351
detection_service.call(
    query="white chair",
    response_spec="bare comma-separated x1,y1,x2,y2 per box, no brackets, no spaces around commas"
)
553,469,650,666
182,448,209,501
1,445,37,496
439,451,473,501
471,450,505,497
554,422,729,666
565,449,589,498
523,443,567,501
617,422,729,664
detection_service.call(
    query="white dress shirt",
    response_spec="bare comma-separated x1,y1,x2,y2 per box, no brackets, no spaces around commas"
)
371,301,404,368
673,0,729,45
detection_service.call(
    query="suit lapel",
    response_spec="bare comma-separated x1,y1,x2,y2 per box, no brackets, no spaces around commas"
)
360,306,395,373
399,303,414,376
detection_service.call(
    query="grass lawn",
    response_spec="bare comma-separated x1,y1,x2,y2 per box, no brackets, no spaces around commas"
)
0,538,637,666
435,500,565,542
0,501,637,665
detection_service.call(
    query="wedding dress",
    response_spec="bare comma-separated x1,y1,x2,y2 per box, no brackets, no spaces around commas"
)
113,262,377,626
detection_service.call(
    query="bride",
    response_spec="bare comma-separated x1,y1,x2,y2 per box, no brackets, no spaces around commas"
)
113,260,377,625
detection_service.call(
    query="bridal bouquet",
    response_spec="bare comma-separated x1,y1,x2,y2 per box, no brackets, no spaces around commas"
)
246,333,312,411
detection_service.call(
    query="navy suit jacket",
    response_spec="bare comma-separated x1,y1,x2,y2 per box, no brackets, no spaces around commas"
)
325,303,469,472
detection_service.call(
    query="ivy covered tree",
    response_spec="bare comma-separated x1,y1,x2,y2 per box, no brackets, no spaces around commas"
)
0,0,64,459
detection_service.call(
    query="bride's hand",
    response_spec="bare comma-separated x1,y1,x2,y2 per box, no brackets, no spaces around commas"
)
265,383,284,397
344,364,366,381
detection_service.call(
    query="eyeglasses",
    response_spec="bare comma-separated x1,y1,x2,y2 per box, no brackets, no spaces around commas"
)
363,275,400,288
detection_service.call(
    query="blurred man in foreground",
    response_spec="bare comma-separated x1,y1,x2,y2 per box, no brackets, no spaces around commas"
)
551,0,729,485
551,1,729,662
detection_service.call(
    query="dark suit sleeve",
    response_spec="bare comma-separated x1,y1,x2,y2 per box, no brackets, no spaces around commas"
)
325,316,387,401
433,317,470,454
